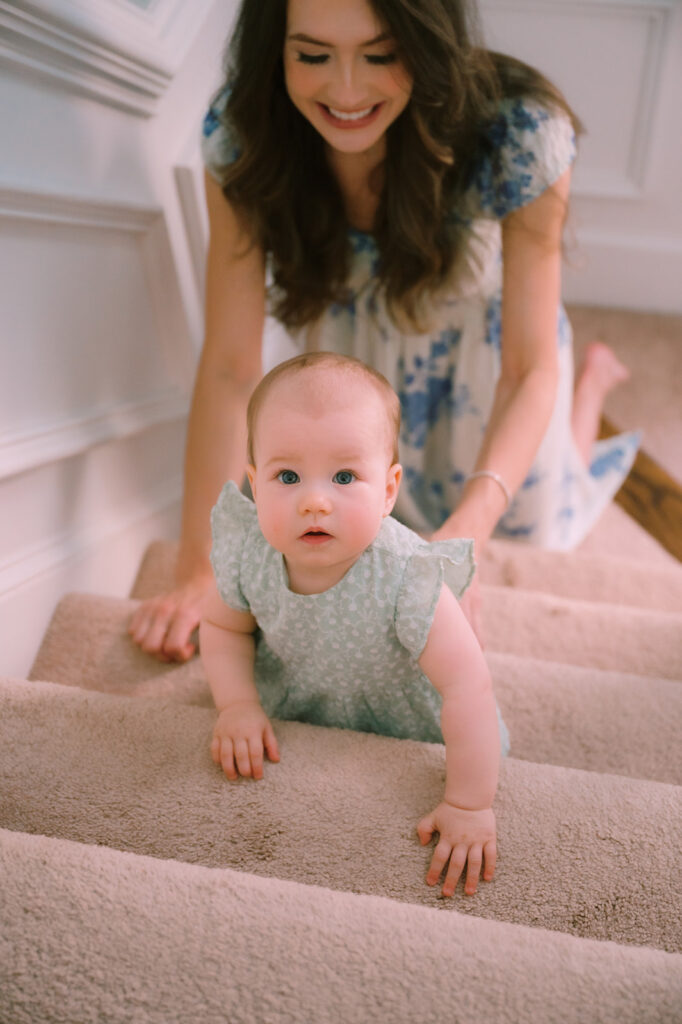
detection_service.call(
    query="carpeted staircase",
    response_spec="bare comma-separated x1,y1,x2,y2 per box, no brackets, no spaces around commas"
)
1,496,681,1023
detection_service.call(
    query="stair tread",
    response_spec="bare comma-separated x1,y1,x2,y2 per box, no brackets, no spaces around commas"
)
1,675,680,956
4,827,680,1024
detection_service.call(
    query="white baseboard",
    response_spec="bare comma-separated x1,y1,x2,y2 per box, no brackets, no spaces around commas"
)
0,478,182,677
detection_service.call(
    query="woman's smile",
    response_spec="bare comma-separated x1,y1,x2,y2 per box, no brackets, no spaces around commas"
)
318,102,384,129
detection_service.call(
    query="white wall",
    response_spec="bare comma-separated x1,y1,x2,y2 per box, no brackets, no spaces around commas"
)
0,0,238,675
1,0,680,676
481,0,682,310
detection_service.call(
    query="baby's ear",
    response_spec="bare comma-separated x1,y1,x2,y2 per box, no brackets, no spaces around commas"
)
384,463,402,516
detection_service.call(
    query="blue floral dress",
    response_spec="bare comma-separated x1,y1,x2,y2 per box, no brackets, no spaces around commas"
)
201,90,639,549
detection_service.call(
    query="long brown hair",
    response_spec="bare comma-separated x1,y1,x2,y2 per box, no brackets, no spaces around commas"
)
215,0,581,331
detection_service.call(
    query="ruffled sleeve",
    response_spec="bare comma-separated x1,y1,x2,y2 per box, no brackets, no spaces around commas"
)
200,85,241,182
472,97,577,220
394,539,475,660
209,481,258,612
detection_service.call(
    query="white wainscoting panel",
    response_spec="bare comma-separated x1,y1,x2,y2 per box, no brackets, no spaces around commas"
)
481,0,682,311
0,186,193,480
481,0,675,197
0,419,186,676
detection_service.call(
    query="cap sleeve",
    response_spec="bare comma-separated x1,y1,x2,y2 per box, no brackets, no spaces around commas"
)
209,481,257,612
395,539,475,660
200,85,241,183
473,97,577,220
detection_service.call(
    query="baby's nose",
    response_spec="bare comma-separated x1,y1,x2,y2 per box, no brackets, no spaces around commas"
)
299,487,332,516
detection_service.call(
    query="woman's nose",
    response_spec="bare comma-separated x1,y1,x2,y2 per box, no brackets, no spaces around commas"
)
328,56,368,107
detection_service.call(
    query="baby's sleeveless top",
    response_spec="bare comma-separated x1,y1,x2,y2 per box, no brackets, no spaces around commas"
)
210,482,510,755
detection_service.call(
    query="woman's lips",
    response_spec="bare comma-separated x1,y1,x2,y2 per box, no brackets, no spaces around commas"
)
317,102,383,129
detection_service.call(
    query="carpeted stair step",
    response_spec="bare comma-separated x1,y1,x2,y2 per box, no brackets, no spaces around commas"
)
481,585,681,678
27,593,682,784
129,541,682,678
130,534,682,611
2,677,680,953
2,827,680,1024
33,577,682,687
488,652,682,785
480,539,682,611
29,593,210,705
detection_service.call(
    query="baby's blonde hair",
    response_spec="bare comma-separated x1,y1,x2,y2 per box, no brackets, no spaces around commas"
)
247,352,401,465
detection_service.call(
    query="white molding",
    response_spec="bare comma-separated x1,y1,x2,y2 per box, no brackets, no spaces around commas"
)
173,132,208,298
0,393,188,482
0,185,161,231
0,471,182,595
0,0,214,116
0,184,194,478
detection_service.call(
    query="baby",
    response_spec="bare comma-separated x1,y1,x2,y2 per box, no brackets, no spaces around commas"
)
200,352,509,897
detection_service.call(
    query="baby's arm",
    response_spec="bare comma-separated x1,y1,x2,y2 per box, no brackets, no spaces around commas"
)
416,584,500,896
200,582,280,780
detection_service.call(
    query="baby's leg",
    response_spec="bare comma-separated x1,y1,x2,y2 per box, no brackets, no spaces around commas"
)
571,340,630,464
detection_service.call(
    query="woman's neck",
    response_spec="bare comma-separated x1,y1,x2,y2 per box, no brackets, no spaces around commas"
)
326,142,386,232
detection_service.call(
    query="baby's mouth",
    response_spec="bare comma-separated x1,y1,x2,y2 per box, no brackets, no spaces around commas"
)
300,528,332,545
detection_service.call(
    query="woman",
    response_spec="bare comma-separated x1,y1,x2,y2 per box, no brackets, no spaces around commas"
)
130,0,637,661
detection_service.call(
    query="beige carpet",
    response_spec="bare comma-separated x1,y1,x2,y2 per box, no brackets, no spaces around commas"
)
2,308,682,1023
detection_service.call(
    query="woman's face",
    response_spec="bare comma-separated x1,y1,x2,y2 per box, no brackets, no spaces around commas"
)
283,0,413,160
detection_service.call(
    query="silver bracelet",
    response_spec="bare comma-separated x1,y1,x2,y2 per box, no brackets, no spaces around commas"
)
465,470,511,510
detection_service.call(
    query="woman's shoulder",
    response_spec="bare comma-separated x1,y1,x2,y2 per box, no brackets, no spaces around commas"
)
468,94,577,219
201,84,241,182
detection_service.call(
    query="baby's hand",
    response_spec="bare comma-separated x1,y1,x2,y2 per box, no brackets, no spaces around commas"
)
417,802,496,897
211,701,280,781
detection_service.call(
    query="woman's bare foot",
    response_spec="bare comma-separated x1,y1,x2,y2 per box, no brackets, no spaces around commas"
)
572,341,631,464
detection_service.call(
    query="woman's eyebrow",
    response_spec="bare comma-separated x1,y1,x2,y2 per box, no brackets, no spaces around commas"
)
287,31,392,47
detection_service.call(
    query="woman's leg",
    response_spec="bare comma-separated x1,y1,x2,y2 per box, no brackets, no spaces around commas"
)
571,340,630,464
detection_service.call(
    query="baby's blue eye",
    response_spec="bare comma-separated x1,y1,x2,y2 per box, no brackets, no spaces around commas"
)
277,470,300,485
333,471,355,485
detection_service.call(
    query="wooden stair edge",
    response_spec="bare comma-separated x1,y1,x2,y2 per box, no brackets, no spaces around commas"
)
600,416,682,562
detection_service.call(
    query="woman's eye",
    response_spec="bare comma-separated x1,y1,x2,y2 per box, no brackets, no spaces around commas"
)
277,470,300,485
296,52,328,65
333,471,355,485
365,53,397,65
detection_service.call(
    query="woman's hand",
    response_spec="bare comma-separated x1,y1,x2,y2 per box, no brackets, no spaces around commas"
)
211,701,280,780
128,569,215,663
417,802,496,897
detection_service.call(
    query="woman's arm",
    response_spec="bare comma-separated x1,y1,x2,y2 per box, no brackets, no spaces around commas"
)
432,168,571,553
129,172,266,661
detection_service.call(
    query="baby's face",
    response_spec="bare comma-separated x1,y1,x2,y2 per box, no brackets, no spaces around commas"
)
247,375,401,593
